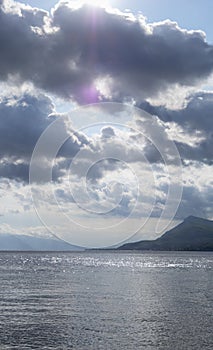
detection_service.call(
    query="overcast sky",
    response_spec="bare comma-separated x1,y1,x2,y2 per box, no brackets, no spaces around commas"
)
0,0,212,248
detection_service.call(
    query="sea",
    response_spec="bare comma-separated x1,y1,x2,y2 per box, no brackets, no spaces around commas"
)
0,251,212,350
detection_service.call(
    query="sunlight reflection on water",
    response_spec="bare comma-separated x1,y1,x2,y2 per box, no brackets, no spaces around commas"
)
0,251,212,349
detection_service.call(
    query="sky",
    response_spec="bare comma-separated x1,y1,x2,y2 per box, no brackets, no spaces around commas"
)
0,0,213,248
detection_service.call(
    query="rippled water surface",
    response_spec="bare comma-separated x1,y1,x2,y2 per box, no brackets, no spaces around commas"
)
0,251,212,349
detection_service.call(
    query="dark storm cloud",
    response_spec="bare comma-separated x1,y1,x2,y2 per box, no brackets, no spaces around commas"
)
0,160,29,182
140,92,213,164
101,126,115,139
0,159,64,183
176,139,213,164
140,92,213,132
0,1,213,102
0,91,89,182
0,2,47,80
0,93,53,159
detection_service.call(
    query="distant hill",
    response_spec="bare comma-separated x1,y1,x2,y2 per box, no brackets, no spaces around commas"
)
118,216,213,251
0,233,83,251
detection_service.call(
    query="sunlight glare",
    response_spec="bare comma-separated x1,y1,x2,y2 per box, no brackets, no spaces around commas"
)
75,0,111,9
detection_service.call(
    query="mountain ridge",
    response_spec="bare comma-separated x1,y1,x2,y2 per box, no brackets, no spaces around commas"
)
0,233,84,251
118,216,213,251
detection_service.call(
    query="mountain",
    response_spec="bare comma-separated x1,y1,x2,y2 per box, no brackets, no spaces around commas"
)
118,216,213,251
0,233,83,251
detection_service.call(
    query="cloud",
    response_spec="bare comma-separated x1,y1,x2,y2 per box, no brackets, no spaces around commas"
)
0,1,213,103
176,184,212,219
140,92,213,164
0,92,53,159
0,90,89,182
0,0,212,236
140,92,213,132
0,160,29,182
101,126,116,139
0,86,211,221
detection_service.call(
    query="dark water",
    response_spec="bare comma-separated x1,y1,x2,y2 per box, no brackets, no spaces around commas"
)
0,251,212,350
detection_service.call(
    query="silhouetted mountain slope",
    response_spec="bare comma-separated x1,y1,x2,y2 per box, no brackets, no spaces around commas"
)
118,216,213,251
0,234,83,251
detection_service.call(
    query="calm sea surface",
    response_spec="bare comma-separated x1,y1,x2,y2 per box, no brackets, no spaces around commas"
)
0,251,212,350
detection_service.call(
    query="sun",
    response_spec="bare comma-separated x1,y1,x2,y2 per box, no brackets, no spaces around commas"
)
79,0,111,9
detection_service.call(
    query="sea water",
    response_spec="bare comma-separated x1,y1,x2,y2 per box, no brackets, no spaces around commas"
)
0,251,212,349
